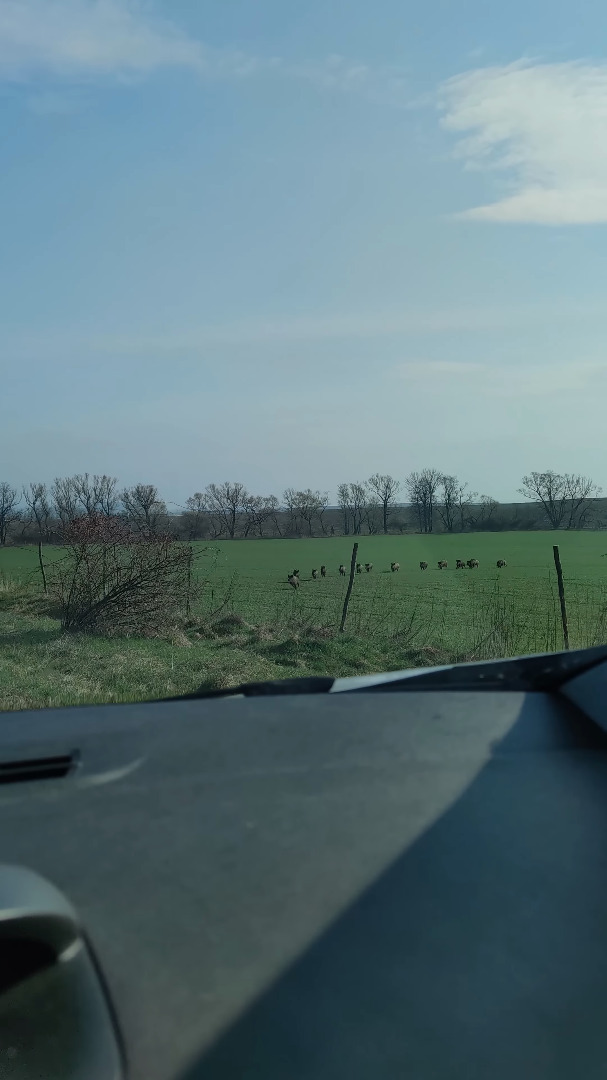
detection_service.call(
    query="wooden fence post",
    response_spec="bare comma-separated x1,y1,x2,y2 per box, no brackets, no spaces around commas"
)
37,539,47,594
553,545,569,650
339,542,358,633
186,548,193,619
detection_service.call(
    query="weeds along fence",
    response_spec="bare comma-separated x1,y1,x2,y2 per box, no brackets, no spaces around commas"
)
197,571,607,659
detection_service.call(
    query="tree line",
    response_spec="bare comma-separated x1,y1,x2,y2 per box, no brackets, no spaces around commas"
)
0,469,603,546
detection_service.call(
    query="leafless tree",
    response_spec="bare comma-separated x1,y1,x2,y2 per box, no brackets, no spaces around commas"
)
52,477,79,525
183,493,208,539
241,494,279,538
367,474,400,534
337,482,368,534
22,483,52,541
121,483,167,535
268,496,285,538
283,488,301,536
22,483,52,590
337,483,351,535
475,495,499,529
363,497,382,535
436,475,460,532
519,471,601,530
204,482,248,539
563,474,602,529
0,483,19,545
294,489,329,537
406,469,442,533
94,475,119,517
53,474,119,524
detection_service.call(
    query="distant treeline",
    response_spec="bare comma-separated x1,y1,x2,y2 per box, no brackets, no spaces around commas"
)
0,470,604,545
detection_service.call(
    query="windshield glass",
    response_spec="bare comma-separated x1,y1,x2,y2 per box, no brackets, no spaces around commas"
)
1,0,604,711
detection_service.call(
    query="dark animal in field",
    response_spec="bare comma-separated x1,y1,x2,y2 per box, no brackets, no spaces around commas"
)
356,563,362,573
496,559,507,568
438,560,448,570
419,561,428,570
312,568,318,579
339,564,346,575
320,565,327,577
365,563,373,572
456,559,466,569
292,569,300,576
287,574,300,589
467,559,479,569
391,562,400,572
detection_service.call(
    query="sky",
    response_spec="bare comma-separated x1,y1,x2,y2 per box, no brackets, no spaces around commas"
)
3,0,607,506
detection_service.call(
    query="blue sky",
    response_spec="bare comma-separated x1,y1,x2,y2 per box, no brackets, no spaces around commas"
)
3,0,607,505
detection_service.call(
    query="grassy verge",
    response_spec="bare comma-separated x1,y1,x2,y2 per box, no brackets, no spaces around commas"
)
2,563,606,712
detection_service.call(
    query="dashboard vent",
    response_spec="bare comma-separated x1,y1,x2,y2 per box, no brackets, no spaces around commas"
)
0,752,79,785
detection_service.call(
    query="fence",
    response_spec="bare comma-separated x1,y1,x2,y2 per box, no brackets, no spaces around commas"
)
194,569,607,661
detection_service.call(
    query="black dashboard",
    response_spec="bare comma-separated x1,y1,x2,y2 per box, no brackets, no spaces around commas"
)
1,649,607,1078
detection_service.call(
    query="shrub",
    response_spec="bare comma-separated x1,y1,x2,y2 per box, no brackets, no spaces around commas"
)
50,514,196,636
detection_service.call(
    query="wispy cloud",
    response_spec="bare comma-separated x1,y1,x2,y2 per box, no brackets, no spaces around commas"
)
0,0,205,79
395,357,607,395
439,59,607,224
0,0,409,108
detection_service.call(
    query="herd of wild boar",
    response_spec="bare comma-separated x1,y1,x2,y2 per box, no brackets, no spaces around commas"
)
287,558,507,588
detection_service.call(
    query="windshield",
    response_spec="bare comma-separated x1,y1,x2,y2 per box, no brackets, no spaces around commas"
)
1,0,605,711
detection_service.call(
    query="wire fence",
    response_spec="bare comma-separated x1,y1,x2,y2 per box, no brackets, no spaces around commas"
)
5,545,607,660
193,570,607,659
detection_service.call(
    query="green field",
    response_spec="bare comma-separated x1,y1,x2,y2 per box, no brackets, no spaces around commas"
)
2,531,607,712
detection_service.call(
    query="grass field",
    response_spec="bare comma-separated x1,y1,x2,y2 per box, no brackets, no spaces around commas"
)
2,531,607,712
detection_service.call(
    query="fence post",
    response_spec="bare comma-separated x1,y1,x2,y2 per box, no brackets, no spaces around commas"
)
552,545,569,650
186,548,193,618
339,542,358,633
37,539,47,594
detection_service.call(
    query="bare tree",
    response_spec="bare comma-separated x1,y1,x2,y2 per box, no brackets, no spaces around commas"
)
295,489,329,537
268,496,284,538
52,477,79,525
242,494,279,538
93,474,119,516
337,482,368,535
519,471,601,530
52,474,119,524
183,492,208,540
367,474,400,534
22,483,52,590
454,481,478,531
22,483,52,541
204,482,248,540
563,474,602,529
337,483,351,535
436,475,459,532
0,483,19,545
406,469,442,533
475,494,499,529
363,497,382,535
121,483,167,535
283,488,301,536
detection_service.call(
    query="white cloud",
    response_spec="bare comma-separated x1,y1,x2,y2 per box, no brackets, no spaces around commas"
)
0,0,206,79
0,0,409,107
396,357,607,396
439,60,607,224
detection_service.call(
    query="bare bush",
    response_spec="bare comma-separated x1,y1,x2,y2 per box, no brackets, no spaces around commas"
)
51,514,195,635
